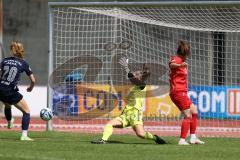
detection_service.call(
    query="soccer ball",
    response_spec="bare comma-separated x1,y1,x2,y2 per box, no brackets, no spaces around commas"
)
40,108,53,121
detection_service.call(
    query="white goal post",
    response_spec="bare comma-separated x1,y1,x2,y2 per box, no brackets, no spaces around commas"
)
48,1,240,137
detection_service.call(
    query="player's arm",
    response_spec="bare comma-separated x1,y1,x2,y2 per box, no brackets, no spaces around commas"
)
119,57,130,79
169,62,187,69
27,74,36,92
24,62,36,92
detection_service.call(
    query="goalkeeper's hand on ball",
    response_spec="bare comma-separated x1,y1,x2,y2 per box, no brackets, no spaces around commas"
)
119,57,130,73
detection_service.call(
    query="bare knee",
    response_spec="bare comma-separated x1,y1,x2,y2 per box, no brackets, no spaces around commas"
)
190,104,198,114
23,109,30,114
106,119,122,128
135,131,145,138
14,99,30,114
18,105,30,114
14,105,30,114
182,109,191,118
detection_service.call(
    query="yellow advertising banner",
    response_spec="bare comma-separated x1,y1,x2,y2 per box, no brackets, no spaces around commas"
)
144,85,180,118
76,84,180,118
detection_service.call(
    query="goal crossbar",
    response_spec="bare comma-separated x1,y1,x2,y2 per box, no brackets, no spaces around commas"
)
48,1,240,7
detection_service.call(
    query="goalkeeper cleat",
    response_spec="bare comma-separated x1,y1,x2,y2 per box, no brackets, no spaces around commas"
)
91,139,106,144
178,139,190,145
20,136,34,141
7,118,14,129
154,135,166,144
190,138,205,144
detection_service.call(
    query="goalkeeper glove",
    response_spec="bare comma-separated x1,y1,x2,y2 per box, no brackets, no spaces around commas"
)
119,57,130,73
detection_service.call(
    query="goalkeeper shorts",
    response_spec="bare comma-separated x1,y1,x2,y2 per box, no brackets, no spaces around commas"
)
115,108,143,128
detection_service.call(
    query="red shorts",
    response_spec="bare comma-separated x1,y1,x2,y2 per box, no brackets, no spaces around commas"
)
170,92,192,111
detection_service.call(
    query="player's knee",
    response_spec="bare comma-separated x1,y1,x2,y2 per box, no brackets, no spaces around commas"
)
185,112,191,117
184,114,191,119
190,104,198,114
22,108,30,114
136,131,145,138
182,109,191,118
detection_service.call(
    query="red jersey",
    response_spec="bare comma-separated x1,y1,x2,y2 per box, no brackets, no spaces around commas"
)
169,55,188,93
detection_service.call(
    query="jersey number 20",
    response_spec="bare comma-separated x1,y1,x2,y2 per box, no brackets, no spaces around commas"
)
1,66,18,85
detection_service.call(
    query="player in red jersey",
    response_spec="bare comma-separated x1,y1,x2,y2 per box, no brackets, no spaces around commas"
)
169,40,204,145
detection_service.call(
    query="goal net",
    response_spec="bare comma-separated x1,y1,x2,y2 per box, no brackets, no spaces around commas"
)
48,2,240,137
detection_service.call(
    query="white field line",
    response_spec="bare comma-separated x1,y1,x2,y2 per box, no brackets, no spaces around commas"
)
0,153,66,160
1,123,239,132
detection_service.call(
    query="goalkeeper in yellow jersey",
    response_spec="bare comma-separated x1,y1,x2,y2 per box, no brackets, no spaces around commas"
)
92,57,166,144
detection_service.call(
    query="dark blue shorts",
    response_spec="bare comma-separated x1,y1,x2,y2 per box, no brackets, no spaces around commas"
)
0,89,23,105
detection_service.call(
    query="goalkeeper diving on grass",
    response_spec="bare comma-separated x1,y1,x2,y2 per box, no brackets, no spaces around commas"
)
92,57,166,144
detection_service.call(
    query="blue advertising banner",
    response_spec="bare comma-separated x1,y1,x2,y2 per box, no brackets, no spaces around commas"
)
52,85,79,116
52,84,240,119
188,85,240,119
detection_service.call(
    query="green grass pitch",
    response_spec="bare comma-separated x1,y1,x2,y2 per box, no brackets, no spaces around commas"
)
0,131,239,160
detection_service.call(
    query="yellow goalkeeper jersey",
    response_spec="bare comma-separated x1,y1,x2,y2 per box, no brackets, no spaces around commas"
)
124,85,146,111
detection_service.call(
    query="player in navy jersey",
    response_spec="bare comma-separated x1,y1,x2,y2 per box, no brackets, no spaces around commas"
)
0,41,36,141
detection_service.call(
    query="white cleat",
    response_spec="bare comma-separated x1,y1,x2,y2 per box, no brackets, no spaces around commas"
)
178,140,190,145
20,136,34,141
190,138,205,144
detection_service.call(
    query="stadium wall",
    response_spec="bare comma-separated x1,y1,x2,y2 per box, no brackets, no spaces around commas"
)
3,0,238,85
10,86,47,116
1,0,239,120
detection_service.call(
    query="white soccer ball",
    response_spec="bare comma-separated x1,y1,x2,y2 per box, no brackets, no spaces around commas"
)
40,108,53,121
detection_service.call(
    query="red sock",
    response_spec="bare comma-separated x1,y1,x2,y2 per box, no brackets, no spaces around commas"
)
190,114,198,134
180,117,191,139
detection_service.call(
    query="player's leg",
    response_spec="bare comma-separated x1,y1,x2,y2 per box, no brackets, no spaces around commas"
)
179,108,191,145
102,119,123,141
170,92,192,145
131,109,166,144
14,98,33,141
189,104,204,144
133,124,147,138
91,118,123,144
4,103,14,129
133,125,166,144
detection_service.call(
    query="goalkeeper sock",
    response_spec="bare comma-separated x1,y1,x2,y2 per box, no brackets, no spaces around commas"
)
102,124,113,141
144,132,156,141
